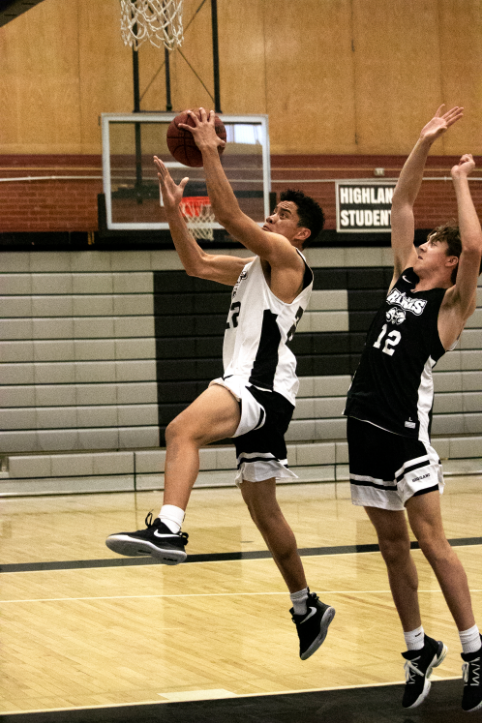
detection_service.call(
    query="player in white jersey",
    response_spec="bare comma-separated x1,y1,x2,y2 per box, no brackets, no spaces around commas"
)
106,108,335,660
345,106,482,712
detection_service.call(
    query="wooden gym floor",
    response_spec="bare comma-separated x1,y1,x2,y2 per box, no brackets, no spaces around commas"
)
1,477,481,722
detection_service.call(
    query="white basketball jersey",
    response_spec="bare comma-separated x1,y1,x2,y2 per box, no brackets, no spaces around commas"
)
222,251,313,406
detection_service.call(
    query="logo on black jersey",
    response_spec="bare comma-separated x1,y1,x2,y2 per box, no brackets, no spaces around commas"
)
386,288,427,316
386,307,406,325
232,269,248,299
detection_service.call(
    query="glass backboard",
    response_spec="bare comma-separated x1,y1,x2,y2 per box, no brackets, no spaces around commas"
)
101,113,271,232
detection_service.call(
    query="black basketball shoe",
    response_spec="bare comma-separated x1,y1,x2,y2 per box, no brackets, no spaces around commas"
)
290,590,336,660
402,635,447,708
105,512,188,565
461,636,482,712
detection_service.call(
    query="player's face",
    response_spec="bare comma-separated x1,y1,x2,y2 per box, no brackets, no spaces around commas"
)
413,235,455,275
263,201,304,242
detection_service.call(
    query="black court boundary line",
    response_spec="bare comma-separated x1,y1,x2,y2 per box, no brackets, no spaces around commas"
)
0,679,470,723
1,536,481,574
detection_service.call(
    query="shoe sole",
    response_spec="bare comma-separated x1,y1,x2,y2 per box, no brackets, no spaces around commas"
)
405,643,448,709
464,699,482,713
300,606,336,661
105,535,187,565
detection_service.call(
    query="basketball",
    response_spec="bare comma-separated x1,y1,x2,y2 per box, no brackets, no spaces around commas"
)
166,108,227,167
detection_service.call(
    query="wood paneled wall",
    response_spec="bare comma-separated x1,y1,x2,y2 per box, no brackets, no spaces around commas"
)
0,0,481,156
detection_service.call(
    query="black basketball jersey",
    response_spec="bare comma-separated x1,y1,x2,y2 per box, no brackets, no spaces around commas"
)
344,267,447,441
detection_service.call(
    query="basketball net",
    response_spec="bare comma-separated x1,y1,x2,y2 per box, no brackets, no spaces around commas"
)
119,0,184,51
180,197,215,241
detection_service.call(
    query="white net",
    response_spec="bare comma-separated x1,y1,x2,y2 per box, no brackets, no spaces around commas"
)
120,0,184,51
180,197,215,241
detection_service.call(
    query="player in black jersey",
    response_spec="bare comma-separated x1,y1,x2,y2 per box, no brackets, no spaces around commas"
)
345,106,482,712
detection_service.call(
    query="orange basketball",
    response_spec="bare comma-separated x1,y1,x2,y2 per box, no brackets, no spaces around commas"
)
166,108,226,167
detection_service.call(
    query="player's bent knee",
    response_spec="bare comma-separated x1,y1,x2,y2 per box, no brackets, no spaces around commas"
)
165,415,198,446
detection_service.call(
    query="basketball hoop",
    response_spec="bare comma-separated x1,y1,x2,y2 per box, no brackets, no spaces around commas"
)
180,197,215,241
119,0,184,51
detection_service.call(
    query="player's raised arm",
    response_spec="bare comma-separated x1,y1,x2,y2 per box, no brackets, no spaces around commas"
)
390,105,464,285
154,156,252,286
444,155,482,320
179,109,306,271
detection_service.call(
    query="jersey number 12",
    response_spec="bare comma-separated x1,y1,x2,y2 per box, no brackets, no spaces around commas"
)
373,324,401,356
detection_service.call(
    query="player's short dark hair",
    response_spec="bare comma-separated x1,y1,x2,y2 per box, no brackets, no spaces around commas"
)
429,222,482,284
280,189,325,247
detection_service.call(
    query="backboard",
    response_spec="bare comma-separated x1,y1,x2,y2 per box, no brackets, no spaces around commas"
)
101,113,271,234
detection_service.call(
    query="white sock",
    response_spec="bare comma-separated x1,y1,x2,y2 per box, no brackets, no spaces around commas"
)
158,504,185,534
404,625,425,651
290,587,309,616
459,625,481,654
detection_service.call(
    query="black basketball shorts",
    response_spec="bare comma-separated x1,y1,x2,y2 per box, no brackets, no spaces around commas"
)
210,376,297,485
347,416,444,511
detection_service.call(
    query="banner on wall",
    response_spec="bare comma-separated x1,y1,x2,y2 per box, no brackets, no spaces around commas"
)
336,181,396,233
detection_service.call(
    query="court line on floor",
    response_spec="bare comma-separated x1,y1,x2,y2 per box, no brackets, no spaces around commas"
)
1,537,481,574
1,589,481,604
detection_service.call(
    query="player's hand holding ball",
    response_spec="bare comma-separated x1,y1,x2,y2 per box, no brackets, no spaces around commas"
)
167,107,226,167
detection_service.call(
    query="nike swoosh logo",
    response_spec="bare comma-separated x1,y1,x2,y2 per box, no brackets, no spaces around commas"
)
153,530,179,538
402,275,410,282
300,606,317,624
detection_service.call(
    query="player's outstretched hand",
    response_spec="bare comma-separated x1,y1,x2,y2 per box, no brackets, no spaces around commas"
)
419,105,464,144
153,155,189,212
451,153,476,179
178,108,226,152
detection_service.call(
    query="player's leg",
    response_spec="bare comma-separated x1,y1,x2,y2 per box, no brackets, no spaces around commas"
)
406,491,482,712
364,503,447,709
163,383,240,509
363,505,420,631
240,477,335,660
105,384,240,563
240,477,306,592
406,490,474,630
347,418,447,708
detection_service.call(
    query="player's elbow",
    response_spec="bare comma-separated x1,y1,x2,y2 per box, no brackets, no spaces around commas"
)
462,233,482,257
391,192,412,213
184,252,211,279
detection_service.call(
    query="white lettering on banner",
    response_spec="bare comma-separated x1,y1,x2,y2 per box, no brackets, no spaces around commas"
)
338,186,395,206
337,183,395,231
340,209,392,228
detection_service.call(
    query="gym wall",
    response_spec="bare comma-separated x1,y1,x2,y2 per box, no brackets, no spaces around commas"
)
1,248,480,494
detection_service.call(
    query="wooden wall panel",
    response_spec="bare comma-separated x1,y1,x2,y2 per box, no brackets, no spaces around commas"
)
217,0,267,116
438,0,482,156
78,0,133,153
264,0,356,154
155,0,216,114
0,0,82,154
352,0,444,155
0,0,481,156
